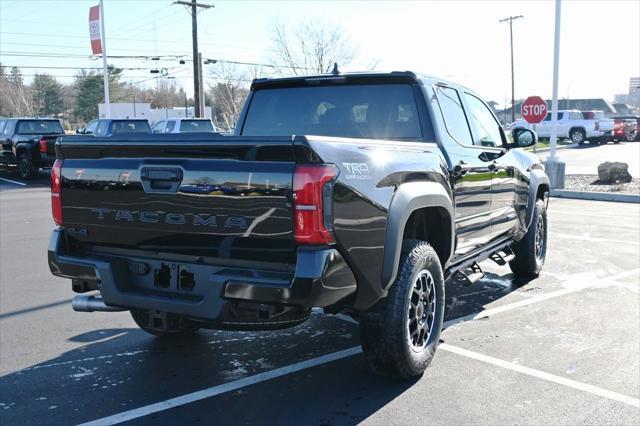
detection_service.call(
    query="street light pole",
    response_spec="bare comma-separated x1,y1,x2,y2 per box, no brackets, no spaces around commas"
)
499,15,523,123
544,0,566,190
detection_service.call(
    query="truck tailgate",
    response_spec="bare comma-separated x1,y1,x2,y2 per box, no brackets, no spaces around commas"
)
57,136,297,264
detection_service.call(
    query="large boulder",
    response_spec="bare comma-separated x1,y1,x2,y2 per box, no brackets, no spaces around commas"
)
597,161,632,183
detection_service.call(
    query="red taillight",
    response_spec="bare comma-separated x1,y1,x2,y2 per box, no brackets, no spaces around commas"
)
595,121,600,131
39,138,47,154
293,164,338,245
51,159,63,226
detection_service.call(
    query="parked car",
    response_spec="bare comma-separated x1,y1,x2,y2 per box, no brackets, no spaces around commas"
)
0,117,63,178
512,109,612,144
151,118,217,134
48,71,548,379
580,111,614,144
77,119,151,137
612,116,639,142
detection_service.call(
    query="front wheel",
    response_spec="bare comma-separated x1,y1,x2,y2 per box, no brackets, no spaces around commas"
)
360,240,445,379
510,199,547,278
130,309,200,337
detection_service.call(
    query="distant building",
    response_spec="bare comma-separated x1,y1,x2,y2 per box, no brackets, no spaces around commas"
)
627,77,640,108
98,103,212,124
612,103,637,116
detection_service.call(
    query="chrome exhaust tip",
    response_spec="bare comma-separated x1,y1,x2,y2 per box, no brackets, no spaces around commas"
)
72,294,126,312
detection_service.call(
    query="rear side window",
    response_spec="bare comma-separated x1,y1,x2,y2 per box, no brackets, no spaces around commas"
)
242,84,424,139
434,86,473,146
16,120,63,134
180,120,214,132
111,121,151,134
543,112,564,121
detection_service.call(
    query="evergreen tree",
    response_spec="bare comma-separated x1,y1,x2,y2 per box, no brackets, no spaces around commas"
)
32,73,64,116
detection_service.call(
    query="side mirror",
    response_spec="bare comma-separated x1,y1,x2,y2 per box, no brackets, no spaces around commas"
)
509,128,537,149
76,128,84,134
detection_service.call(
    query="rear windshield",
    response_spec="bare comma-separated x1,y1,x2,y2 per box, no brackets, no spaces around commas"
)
16,120,63,134
180,120,214,132
111,121,151,134
242,84,424,139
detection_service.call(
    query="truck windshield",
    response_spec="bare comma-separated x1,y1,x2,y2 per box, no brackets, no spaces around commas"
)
111,121,151,134
180,120,214,132
242,84,424,139
16,120,63,134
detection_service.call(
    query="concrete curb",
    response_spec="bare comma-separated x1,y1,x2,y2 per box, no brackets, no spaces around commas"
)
550,189,640,203
532,143,578,153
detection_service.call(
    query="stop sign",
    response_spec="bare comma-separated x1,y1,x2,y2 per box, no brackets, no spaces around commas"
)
521,96,548,124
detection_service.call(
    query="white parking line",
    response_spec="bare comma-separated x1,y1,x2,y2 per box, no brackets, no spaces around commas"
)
444,268,640,328
79,268,640,425
0,177,26,186
78,347,363,426
440,344,640,408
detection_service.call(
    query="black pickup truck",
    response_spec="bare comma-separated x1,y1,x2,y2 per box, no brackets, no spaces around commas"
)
0,118,63,179
48,72,549,378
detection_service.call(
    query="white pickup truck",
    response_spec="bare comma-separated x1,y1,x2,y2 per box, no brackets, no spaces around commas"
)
512,109,613,145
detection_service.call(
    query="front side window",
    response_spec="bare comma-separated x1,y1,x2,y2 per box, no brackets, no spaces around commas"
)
242,84,424,139
97,120,108,135
434,86,473,146
152,121,165,133
85,120,98,134
165,121,177,133
463,93,504,147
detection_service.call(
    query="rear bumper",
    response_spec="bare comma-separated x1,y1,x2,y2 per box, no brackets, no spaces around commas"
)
48,229,357,323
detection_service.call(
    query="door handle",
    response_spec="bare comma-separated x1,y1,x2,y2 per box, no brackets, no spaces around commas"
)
140,167,183,193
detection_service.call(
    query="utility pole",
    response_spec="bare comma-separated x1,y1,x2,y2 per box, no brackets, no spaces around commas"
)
499,14,523,123
173,1,213,118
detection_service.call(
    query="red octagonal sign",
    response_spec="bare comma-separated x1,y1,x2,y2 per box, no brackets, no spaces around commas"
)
521,96,548,124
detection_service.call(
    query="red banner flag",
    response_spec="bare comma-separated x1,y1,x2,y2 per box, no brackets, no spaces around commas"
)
89,5,102,55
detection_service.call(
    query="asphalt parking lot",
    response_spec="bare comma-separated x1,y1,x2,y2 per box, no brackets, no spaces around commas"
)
0,169,639,425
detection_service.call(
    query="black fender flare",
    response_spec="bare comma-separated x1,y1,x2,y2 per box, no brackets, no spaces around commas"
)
381,182,455,289
524,169,550,231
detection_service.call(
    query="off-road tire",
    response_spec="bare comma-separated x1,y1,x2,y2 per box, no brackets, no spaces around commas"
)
18,153,36,179
570,128,586,145
510,199,547,278
359,240,445,379
130,309,200,337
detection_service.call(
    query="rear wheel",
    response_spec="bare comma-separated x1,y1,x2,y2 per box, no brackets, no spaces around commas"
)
17,154,36,179
510,199,547,278
570,129,586,145
130,309,200,337
360,240,445,379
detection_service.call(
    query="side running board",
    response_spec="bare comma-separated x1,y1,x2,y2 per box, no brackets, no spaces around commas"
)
454,262,484,287
489,246,515,266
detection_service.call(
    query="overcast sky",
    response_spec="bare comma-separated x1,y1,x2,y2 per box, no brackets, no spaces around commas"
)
1,0,638,107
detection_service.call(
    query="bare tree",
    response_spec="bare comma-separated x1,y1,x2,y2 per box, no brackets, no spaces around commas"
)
270,20,357,75
208,63,249,131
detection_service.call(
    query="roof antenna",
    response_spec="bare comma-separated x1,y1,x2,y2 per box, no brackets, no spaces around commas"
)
331,63,340,75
